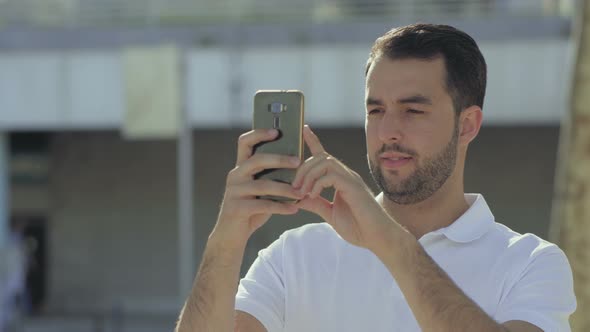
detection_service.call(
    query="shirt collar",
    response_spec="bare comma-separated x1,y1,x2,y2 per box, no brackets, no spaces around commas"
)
428,194,495,243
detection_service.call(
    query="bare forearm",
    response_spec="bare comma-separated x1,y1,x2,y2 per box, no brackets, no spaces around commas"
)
376,230,504,332
175,237,245,332
174,128,302,331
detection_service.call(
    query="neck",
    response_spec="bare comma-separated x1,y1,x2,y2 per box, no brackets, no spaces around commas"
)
378,173,469,239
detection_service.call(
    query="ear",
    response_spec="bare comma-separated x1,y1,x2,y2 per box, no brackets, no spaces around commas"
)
458,105,482,147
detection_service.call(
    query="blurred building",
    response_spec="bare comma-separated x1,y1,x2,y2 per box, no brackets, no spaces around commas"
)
0,0,576,331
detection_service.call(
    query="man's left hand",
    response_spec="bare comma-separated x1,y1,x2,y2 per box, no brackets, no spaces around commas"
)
293,125,403,252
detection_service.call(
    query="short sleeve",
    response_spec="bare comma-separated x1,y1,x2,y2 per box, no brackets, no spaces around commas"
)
495,247,576,332
235,234,286,332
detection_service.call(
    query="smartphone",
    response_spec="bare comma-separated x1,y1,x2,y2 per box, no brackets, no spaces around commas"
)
252,90,305,202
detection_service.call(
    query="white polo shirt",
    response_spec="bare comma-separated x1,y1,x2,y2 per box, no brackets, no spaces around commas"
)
236,194,576,331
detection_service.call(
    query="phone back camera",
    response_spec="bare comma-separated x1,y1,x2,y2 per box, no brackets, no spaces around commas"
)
269,102,287,114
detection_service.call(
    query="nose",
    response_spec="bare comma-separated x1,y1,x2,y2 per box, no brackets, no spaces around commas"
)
378,111,403,143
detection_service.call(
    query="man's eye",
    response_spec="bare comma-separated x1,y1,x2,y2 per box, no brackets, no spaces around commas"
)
407,109,424,114
368,109,382,115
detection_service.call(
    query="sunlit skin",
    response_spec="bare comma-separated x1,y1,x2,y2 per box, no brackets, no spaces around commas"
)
365,55,480,239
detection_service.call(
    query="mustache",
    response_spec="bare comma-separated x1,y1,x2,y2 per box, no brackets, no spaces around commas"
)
377,143,417,157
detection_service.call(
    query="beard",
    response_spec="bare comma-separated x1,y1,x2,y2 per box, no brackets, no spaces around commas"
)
368,122,459,205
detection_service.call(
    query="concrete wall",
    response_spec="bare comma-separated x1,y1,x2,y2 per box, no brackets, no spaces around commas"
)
47,133,179,312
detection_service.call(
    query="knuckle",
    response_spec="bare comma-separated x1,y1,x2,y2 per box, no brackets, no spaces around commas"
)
228,165,239,174
237,132,251,146
238,132,249,142
226,167,239,181
326,155,339,164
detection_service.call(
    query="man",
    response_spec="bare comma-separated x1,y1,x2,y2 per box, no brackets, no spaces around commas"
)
176,24,576,332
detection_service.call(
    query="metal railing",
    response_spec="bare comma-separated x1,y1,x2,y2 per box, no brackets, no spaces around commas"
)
0,0,575,28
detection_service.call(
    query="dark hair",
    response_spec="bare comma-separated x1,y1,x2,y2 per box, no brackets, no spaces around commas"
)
365,23,487,114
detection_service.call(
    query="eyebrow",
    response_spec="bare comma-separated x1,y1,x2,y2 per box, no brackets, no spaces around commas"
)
366,94,433,106
366,97,385,106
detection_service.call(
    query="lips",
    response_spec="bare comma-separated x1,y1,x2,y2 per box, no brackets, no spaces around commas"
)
379,152,412,159
379,154,413,169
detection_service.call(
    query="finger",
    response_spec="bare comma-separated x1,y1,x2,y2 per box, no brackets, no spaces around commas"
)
292,154,325,189
244,199,299,216
298,160,328,196
295,196,332,221
297,157,347,194
234,180,303,200
308,173,341,199
232,153,301,180
236,129,279,165
303,125,326,156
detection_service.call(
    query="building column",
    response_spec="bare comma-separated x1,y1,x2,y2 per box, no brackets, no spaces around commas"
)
177,48,195,301
0,133,9,248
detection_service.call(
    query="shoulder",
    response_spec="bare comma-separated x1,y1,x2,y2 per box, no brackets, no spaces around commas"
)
484,223,573,285
487,226,577,328
488,223,563,259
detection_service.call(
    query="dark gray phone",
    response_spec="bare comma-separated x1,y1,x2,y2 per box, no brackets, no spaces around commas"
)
252,90,305,202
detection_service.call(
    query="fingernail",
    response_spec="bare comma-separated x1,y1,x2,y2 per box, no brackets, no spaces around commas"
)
268,129,277,136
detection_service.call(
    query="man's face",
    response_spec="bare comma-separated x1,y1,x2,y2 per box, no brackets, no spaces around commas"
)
365,56,460,205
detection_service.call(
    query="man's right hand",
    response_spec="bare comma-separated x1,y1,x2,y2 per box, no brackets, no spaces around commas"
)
208,128,303,251
175,129,302,332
